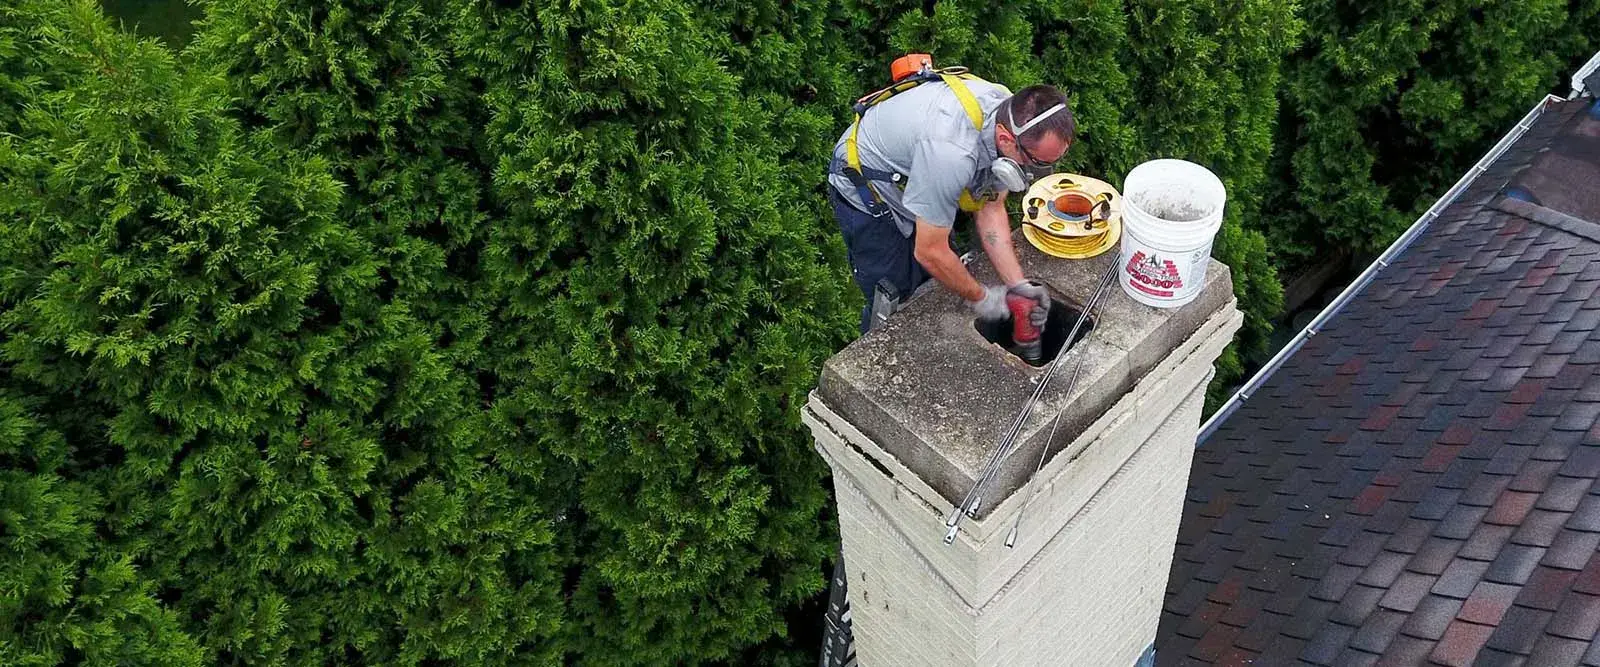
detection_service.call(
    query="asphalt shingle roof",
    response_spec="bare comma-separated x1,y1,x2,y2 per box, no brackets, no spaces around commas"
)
1158,97,1600,665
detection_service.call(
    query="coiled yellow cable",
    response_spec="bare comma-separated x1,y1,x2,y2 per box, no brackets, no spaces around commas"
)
1022,224,1119,258
1020,173,1123,259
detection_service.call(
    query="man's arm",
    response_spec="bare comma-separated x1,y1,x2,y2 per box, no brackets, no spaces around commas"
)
913,219,985,302
975,195,1025,287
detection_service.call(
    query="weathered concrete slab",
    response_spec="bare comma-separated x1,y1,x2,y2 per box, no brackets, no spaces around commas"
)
816,230,1233,512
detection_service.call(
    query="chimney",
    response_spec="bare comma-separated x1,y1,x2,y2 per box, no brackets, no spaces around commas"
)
804,236,1241,666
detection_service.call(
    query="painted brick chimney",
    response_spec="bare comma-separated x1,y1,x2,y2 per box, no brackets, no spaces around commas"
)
804,234,1241,666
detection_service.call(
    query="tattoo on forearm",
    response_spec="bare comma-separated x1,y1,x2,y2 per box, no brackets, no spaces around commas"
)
983,230,1001,246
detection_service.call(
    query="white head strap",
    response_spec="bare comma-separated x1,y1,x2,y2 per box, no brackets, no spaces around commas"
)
1007,101,1066,137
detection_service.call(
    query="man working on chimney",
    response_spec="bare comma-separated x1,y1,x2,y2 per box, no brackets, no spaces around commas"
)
828,61,1073,333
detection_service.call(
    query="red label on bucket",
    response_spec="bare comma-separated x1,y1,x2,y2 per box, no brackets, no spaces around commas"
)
1124,251,1184,298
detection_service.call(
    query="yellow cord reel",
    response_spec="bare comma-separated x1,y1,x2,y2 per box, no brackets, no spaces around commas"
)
1020,173,1122,259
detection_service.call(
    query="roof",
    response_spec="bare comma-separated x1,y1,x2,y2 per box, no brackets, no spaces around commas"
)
1157,97,1600,665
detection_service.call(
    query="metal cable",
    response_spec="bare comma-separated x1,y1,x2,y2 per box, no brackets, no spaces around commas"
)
944,260,1121,544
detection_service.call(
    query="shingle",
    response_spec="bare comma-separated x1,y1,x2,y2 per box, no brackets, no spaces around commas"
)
1486,490,1541,525
1299,621,1357,666
1219,591,1263,627
1509,460,1564,492
1436,502,1488,539
1258,635,1307,663
1485,446,1534,476
1312,563,1364,602
1555,401,1600,431
1430,620,1496,666
1215,646,1261,666
1407,537,1462,575
1205,576,1245,605
1527,635,1592,666
1260,572,1311,608
1484,606,1555,655
1474,647,1529,667
1542,529,1600,570
1459,581,1520,625
1462,475,1513,507
1515,566,1578,612
1384,635,1438,664
1568,494,1600,532
1459,525,1515,561
1375,572,1431,615
1174,600,1227,639
1334,647,1381,667
1292,548,1334,580
1280,598,1335,640
1400,594,1463,641
1385,520,1433,554
1331,584,1386,626
1336,534,1386,568
1188,622,1241,662
1532,437,1577,463
1537,475,1595,512
1578,554,1600,595
1546,592,1600,641
1357,551,1409,588
1348,609,1406,655
1510,509,1569,547
1434,559,1492,599
1167,578,1211,616
1484,544,1547,585
1232,611,1286,652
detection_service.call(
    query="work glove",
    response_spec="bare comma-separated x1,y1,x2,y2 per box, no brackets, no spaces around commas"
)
1007,280,1051,328
968,285,1009,321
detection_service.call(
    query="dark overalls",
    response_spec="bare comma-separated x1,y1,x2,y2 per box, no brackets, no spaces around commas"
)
828,185,931,333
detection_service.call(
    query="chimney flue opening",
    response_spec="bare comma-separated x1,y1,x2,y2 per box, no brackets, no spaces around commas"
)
973,302,1094,367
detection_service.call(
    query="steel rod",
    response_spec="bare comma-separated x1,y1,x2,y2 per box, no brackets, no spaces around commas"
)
945,261,1120,544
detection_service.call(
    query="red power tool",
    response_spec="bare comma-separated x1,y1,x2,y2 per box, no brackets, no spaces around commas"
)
1006,289,1046,363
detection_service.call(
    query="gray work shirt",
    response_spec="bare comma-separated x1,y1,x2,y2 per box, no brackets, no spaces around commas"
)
829,78,1012,237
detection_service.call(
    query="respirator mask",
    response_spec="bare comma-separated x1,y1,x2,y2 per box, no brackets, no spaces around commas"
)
991,100,1067,193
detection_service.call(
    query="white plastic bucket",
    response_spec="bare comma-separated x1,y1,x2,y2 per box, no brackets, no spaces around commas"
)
1117,159,1227,308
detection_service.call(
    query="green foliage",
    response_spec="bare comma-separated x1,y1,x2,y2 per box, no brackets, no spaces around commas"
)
1268,0,1600,268
4,0,1303,663
4,1,566,663
186,0,855,663
16,0,1600,664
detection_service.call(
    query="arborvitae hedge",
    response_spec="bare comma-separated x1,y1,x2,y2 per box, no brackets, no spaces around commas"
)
195,0,857,664
14,0,1599,665
3,1,355,663
1268,0,1600,267
6,0,1292,663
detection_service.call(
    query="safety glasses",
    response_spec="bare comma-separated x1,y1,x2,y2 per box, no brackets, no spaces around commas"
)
1006,101,1068,170
1015,138,1059,170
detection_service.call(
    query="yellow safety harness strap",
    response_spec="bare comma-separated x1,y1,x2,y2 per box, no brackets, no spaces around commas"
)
939,71,987,131
842,68,1003,214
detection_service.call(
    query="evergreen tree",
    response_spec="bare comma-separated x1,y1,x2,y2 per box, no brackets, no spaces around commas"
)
1268,0,1600,268
194,0,855,663
33,0,1598,664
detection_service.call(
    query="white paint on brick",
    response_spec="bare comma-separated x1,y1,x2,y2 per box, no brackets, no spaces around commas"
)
805,301,1241,667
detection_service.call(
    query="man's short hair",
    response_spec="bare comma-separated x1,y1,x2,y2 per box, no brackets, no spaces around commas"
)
1001,85,1075,149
